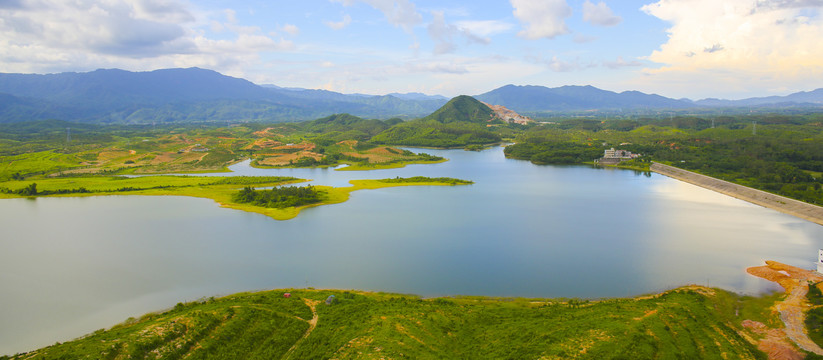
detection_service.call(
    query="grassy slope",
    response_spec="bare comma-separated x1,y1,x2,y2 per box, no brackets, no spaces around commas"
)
6,287,768,360
0,176,472,221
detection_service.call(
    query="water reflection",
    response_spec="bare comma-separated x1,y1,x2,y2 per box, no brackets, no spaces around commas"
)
0,146,821,355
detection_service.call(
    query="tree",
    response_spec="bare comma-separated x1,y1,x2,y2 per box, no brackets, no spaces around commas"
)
17,183,37,196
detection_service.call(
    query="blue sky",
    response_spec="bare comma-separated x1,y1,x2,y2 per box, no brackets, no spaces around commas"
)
1,0,822,99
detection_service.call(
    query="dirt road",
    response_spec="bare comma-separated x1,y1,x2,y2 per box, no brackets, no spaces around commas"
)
747,261,823,357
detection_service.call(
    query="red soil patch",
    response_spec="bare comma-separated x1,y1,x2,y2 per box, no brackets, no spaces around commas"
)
746,261,823,359
257,151,323,166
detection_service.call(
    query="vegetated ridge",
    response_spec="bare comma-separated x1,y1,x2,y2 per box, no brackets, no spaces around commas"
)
0,68,448,123
4,286,774,359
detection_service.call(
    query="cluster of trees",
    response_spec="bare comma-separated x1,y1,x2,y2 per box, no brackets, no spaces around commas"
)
232,185,322,208
504,142,603,164
807,282,823,348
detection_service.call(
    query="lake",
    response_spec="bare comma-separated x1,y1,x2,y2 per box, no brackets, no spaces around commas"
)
1,146,821,355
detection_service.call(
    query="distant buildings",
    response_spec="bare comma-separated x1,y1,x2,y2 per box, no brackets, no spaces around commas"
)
817,249,823,274
597,148,640,165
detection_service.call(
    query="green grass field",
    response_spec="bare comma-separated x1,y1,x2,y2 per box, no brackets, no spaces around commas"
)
4,287,771,360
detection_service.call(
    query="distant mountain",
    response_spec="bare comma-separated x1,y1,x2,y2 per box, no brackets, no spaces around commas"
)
388,92,449,101
694,88,823,107
2,68,821,124
474,85,693,113
0,68,447,123
422,95,496,123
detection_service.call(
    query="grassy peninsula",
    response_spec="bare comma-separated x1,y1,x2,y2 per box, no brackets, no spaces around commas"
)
3,287,772,360
0,176,472,221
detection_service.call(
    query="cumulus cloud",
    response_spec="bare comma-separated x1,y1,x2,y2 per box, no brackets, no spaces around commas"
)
427,11,490,55
573,34,598,43
509,0,572,39
454,20,514,37
582,1,621,26
325,14,352,30
281,24,299,36
703,44,724,53
0,0,293,74
640,0,823,97
331,0,422,32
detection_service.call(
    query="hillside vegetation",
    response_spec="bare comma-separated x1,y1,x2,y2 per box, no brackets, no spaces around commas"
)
505,113,823,205
4,287,771,360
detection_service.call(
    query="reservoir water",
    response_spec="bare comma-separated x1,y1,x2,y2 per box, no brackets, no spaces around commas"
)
2,146,822,354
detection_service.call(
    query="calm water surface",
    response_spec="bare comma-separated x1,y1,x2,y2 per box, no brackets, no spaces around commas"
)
1,146,821,354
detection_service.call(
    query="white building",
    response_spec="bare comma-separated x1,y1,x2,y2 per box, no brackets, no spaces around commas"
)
818,249,823,273
603,148,638,159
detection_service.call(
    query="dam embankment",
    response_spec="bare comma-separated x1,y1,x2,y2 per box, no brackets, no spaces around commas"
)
651,162,823,226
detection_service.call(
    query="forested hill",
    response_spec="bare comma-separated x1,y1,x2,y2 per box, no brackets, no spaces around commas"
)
370,95,504,147
421,95,497,123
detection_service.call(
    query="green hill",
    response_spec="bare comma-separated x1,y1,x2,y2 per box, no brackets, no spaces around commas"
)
368,96,502,147
422,95,497,123
6,287,770,359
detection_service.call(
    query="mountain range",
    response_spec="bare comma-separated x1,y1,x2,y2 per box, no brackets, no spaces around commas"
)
0,67,821,124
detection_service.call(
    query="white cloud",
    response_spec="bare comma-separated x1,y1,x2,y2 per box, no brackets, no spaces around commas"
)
573,34,598,43
547,56,578,72
639,0,823,98
582,1,621,27
0,1,294,74
325,14,352,30
406,61,468,74
603,56,641,69
509,0,572,39
331,0,422,32
281,24,299,36
453,20,514,37
427,11,490,55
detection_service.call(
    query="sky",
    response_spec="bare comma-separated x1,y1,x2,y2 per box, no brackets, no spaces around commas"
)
0,0,822,100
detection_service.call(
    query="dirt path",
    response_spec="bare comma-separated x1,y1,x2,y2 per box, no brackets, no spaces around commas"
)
282,298,320,360
747,261,823,357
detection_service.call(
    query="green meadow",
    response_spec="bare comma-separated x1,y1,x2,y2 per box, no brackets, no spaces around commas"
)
4,287,771,360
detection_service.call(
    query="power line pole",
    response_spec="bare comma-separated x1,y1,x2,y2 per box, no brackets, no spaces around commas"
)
66,127,71,148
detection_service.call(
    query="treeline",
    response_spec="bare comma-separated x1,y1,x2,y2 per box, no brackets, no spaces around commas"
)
232,185,323,208
0,183,176,196
504,142,603,164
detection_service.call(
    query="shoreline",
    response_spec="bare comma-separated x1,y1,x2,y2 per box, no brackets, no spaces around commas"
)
651,162,823,226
